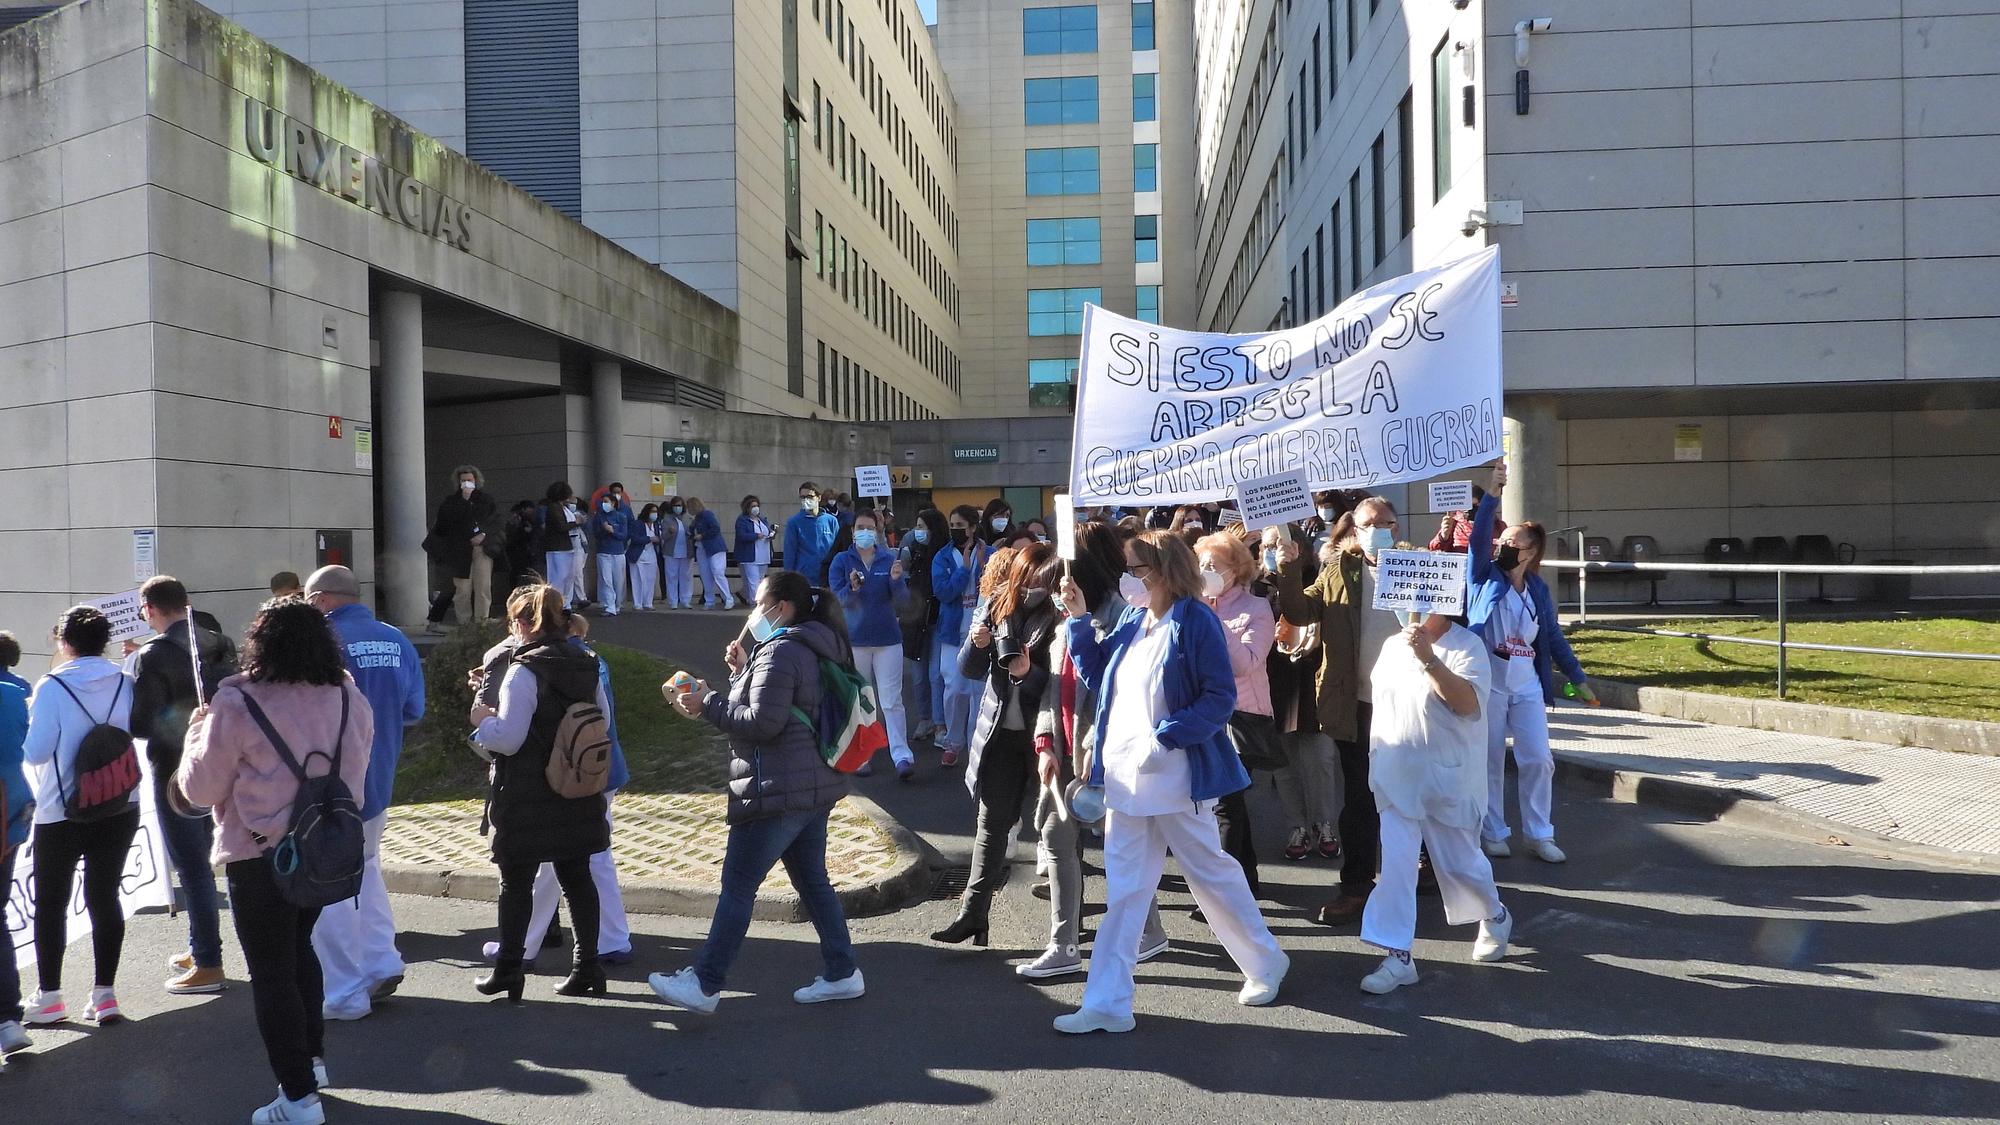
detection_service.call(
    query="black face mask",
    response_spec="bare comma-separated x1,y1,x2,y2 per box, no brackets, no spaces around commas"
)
1021,588,1050,610
949,527,970,547
1495,544,1522,573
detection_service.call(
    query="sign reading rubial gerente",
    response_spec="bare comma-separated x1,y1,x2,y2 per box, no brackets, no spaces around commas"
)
242,97,476,254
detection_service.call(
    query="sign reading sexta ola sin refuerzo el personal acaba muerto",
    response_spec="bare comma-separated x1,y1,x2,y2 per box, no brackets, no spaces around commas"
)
242,97,476,254
1068,247,1503,506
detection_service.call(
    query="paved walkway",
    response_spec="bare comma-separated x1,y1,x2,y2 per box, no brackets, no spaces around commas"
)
1547,704,2000,858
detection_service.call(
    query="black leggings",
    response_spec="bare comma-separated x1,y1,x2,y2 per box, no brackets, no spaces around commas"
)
965,726,1034,913
227,855,326,1102
32,808,141,991
496,857,599,965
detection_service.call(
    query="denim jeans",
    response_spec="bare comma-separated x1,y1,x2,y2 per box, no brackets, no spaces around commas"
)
0,846,21,1023
693,809,854,994
157,775,224,968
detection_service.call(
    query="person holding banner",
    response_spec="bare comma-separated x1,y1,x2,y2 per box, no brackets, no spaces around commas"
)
1357,611,1512,994
830,510,915,779
22,606,140,1027
1468,464,1591,864
1050,531,1288,1034
931,506,990,767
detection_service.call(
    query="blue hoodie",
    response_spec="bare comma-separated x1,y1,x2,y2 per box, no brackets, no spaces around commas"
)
1,680,29,850
327,602,426,819
593,503,632,554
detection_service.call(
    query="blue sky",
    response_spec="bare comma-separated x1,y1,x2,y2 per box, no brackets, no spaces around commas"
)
918,0,936,24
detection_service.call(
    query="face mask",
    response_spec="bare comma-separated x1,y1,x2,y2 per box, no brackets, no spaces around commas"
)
646,515,657,523
1036,535,1050,544
600,501,612,513
750,505,761,517
1262,548,1280,573
1118,573,1149,603
853,530,878,549
611,493,622,504
672,506,685,516
912,527,929,544
1494,544,1522,572
990,516,1010,533
1317,506,1339,523
1022,588,1050,610
1360,526,1395,555
460,481,474,493
950,527,970,547
801,498,819,513
1201,570,1227,597
748,608,780,644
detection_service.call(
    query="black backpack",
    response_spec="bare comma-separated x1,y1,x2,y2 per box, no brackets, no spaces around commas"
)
240,688,366,909
49,677,141,822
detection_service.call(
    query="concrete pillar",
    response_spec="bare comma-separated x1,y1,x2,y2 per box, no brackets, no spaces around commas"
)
378,289,428,626
590,358,624,489
1503,395,1561,528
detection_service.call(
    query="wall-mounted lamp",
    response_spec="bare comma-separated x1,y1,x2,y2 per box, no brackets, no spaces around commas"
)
1514,17,1552,115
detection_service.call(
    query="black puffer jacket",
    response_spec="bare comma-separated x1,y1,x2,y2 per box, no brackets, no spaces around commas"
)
488,640,611,865
703,620,850,824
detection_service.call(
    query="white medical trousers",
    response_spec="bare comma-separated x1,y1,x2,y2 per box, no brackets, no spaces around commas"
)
630,546,658,609
666,555,693,607
1081,803,1286,1021
1360,807,1504,954
596,551,626,614
312,813,403,1012
852,643,912,767
544,551,577,604
699,552,734,608
1484,684,1555,842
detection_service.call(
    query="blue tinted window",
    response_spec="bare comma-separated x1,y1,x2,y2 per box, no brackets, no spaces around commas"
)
1135,215,1158,263
1028,287,1102,335
1024,5,1097,55
1133,143,1158,192
1132,3,1155,50
1026,146,1100,195
1027,217,1102,265
1025,76,1100,125
1133,73,1156,122
1136,284,1160,323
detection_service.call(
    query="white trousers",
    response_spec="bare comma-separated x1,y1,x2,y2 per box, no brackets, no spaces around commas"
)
739,560,766,603
596,551,627,614
1081,804,1286,1020
544,550,577,603
666,555,694,607
1484,684,1555,842
567,544,589,604
853,643,911,765
1360,806,1504,954
699,552,734,607
630,546,658,608
311,813,402,1009
522,794,632,960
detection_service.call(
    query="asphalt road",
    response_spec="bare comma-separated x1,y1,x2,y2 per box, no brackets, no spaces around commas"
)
10,607,1999,1123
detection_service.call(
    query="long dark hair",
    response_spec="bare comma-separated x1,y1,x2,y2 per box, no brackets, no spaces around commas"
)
990,542,1058,622
241,598,348,686
1076,521,1128,608
978,498,1012,543
759,570,849,640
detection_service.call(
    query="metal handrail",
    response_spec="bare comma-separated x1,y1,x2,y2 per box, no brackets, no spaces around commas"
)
1537,556,2000,698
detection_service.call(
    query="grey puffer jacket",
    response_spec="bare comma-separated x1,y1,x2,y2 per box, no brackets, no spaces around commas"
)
703,619,851,823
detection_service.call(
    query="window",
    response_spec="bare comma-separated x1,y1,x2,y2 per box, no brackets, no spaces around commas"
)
1134,214,1159,263
1371,133,1385,264
1027,217,1102,265
1029,358,1080,406
812,83,823,149
1133,74,1156,122
1133,143,1158,192
1024,5,1097,55
1399,90,1415,236
1348,171,1361,287
1314,225,1326,315
1286,98,1296,176
1027,146,1100,194
813,211,824,276
1431,37,1453,201
1297,64,1309,153
1132,2,1154,50
1025,77,1100,125
1028,287,1101,335
1136,284,1160,323
1346,0,1356,59
1330,201,1344,301
1312,34,1323,127
1289,266,1300,326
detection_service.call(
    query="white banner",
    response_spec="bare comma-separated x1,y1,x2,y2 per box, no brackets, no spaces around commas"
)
7,753,174,968
1069,247,1503,505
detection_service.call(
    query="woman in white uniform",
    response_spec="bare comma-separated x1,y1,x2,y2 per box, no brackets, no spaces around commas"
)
1049,530,1288,1034
629,504,661,611
661,498,694,610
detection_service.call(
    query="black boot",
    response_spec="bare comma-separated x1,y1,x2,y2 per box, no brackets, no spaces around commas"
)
929,909,990,947
475,959,527,1001
555,957,607,997
545,922,567,949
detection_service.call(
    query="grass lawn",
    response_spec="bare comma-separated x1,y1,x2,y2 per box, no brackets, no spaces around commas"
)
1564,615,2000,722
393,623,719,805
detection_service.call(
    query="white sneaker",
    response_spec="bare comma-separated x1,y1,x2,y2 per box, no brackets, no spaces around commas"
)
1527,837,1567,864
1481,836,1512,858
1052,1007,1135,1034
84,988,122,1024
313,1057,328,1090
792,970,865,1005
250,1091,325,1124
1360,954,1419,995
1134,937,1170,964
23,990,66,1025
647,967,719,1014
1238,951,1289,1007
321,994,371,1021
1473,908,1514,962
0,1020,30,1054
1017,945,1085,979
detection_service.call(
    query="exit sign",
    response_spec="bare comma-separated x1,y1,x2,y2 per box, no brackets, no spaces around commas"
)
661,441,712,469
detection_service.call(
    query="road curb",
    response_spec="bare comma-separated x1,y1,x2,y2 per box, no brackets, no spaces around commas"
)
1587,677,2000,757
1551,751,2000,873
381,792,931,921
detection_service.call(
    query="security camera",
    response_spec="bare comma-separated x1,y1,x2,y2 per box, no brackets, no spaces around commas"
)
1451,0,1470,8
1462,217,1481,237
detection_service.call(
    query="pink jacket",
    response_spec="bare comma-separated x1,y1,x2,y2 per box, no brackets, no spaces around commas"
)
1205,582,1275,717
179,675,374,866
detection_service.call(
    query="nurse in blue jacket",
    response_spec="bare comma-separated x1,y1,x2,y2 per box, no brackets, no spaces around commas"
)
1049,530,1289,1035
930,505,988,766
1466,462,1591,864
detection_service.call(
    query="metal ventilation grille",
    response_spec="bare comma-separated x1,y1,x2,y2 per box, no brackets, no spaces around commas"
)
561,367,726,411
464,0,582,219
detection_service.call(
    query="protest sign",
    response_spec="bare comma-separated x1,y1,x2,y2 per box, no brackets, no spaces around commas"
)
1069,247,1502,505
1235,470,1315,532
854,465,892,498
1428,480,1474,513
86,589,150,643
1373,550,1471,618
1053,494,1077,560
9,758,173,968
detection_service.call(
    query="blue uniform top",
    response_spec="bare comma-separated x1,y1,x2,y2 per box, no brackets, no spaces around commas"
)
1,680,30,850
327,602,427,819
0,669,28,694
593,504,632,554
783,510,841,582
830,546,909,648
570,637,631,792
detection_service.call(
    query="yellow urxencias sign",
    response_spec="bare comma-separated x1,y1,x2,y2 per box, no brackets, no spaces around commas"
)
242,96,476,254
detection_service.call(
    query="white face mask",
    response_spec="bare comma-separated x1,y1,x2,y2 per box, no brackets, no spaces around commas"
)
990,516,1010,533
750,505,761,517
1317,506,1338,522
1118,573,1149,604
1360,526,1396,556
459,480,475,493
1201,570,1227,597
